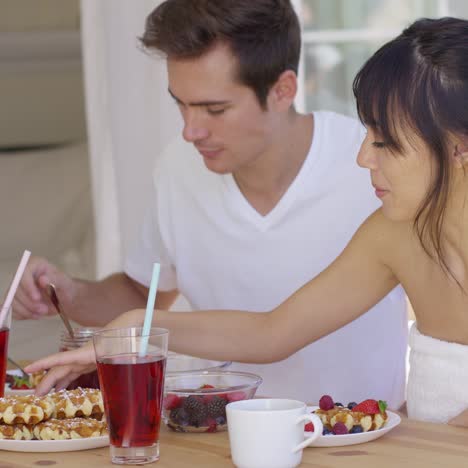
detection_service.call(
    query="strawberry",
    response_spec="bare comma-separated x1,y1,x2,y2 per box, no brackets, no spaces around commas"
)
11,376,32,390
163,394,182,410
304,422,314,432
352,399,387,415
200,384,215,389
226,391,246,402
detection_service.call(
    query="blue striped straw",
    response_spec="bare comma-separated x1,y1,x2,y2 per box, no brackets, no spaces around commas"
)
139,263,160,357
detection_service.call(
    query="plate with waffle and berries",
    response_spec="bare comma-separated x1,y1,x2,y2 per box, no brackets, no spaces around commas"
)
304,395,401,447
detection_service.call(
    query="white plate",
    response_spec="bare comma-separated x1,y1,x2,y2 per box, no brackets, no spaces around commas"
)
4,369,35,396
305,406,401,447
0,435,109,453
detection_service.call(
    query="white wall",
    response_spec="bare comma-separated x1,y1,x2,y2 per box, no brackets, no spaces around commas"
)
81,0,181,278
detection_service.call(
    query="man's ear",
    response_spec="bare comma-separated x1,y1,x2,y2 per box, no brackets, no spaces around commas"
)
268,70,297,111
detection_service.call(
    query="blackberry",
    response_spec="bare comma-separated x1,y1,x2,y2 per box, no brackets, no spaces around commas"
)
206,396,227,418
170,407,190,426
183,396,208,426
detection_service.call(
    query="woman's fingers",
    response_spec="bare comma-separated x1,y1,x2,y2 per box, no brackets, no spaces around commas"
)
26,347,96,395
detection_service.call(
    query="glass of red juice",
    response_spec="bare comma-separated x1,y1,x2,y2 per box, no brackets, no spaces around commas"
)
0,306,11,398
93,327,168,465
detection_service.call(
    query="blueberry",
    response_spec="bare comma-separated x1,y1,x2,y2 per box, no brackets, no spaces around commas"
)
322,427,332,435
347,402,357,410
215,416,226,425
350,425,363,434
335,402,343,407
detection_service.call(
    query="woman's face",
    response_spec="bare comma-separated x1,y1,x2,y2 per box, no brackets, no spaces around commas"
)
357,126,436,222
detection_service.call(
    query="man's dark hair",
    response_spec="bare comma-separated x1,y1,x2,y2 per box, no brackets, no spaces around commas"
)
140,0,301,108
353,17,468,283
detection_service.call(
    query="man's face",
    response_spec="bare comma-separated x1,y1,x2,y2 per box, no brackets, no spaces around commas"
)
167,44,278,175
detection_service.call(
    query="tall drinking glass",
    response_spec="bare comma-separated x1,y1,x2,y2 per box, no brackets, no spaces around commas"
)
93,327,168,465
0,307,11,398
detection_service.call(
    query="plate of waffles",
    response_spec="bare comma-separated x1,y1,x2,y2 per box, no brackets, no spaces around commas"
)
305,406,401,447
0,434,109,452
0,388,109,452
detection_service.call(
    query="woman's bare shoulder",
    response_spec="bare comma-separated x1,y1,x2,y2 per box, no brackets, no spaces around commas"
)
355,208,412,252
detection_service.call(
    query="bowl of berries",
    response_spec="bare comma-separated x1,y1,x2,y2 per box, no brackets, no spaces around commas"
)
162,371,262,433
166,352,231,374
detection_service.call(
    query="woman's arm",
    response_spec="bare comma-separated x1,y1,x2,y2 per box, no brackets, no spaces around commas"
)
28,210,399,392
155,210,399,362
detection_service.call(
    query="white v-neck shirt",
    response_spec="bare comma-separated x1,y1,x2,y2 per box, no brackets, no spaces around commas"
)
125,111,408,408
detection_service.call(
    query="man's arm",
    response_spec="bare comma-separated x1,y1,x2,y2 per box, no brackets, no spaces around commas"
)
13,256,179,326
72,273,179,326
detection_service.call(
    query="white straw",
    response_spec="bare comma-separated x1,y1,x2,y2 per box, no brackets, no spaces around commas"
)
138,263,160,357
0,250,31,328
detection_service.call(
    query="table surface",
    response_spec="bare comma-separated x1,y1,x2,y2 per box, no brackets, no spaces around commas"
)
1,415,468,468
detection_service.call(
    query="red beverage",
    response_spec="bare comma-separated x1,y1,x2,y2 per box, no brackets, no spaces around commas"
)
66,370,101,390
0,328,10,398
97,354,166,447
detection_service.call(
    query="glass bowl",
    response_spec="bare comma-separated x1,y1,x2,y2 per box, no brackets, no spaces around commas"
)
166,352,231,374
162,371,263,433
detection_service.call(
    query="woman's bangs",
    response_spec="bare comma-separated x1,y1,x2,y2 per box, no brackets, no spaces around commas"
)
353,38,415,153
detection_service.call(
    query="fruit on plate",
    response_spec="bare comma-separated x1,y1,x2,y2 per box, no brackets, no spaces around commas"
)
5,371,46,390
311,395,388,435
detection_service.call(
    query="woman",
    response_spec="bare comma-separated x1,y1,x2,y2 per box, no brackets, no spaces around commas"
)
27,17,468,425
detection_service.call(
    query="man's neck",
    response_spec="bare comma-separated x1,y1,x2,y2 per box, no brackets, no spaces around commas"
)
233,112,314,216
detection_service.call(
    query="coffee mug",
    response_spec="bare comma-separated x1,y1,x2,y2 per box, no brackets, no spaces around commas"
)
226,399,323,468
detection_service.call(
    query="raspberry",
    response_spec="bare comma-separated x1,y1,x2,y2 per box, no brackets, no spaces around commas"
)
319,394,334,411
332,422,348,435
304,422,314,432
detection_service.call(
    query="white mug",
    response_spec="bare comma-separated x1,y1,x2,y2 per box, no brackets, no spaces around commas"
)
226,399,323,468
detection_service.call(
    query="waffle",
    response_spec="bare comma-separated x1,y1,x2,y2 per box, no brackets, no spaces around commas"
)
0,395,55,425
0,424,34,440
50,388,104,420
33,417,108,440
315,407,388,432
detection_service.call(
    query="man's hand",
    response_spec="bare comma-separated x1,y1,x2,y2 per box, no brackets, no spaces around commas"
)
12,256,76,320
449,409,468,428
25,343,96,395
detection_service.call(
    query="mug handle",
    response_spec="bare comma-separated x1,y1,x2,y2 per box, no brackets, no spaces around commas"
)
292,413,323,452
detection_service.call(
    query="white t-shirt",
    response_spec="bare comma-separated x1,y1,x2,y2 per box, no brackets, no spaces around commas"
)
125,111,408,408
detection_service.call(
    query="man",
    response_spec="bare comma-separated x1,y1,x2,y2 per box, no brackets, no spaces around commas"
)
15,0,407,407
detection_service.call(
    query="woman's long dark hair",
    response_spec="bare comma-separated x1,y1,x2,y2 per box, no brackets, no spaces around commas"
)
353,17,468,282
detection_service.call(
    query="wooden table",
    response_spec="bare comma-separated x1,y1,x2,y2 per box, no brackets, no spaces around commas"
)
1,416,468,468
